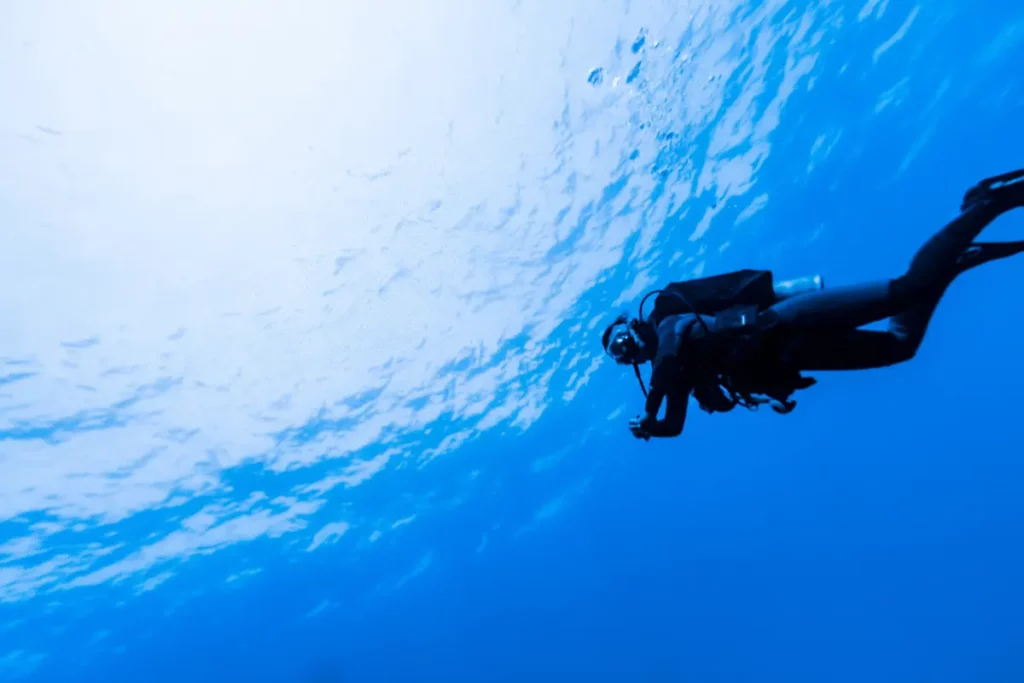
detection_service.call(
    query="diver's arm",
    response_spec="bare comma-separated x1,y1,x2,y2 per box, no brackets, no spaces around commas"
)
629,384,690,440
629,385,665,440
644,384,666,418
644,387,689,437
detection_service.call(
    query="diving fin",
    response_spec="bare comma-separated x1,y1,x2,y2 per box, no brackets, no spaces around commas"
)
962,167,1024,212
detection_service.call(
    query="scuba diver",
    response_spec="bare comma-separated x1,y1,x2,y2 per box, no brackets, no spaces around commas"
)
602,168,1024,441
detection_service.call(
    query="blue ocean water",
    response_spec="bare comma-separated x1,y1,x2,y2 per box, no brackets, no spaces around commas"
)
3,0,1024,680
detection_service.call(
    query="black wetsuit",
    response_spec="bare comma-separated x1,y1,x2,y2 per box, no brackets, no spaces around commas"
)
641,179,1024,438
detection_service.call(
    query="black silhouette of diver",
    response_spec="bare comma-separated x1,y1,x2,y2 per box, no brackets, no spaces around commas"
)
602,168,1024,441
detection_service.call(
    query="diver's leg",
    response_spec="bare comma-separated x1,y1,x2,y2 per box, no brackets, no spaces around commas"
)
899,169,1024,291
955,240,1024,274
786,242,1024,371
762,171,1024,332
883,239,1024,359
784,328,914,371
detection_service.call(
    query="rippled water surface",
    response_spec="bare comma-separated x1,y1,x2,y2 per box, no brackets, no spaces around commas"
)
3,1,1024,680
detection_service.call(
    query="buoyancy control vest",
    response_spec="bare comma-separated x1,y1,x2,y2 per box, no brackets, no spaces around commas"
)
635,269,821,412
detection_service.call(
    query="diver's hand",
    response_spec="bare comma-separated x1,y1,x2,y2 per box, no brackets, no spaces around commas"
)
628,415,651,441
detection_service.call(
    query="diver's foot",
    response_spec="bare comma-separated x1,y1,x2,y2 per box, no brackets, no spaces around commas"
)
958,244,984,267
961,167,1024,213
956,240,1024,272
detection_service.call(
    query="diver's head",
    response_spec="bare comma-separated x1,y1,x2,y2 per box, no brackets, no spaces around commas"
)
602,315,655,365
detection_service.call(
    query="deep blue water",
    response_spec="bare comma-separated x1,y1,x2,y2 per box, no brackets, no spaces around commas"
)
3,1,1024,681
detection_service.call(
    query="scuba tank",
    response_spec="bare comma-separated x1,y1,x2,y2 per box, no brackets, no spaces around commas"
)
643,269,825,329
772,274,824,301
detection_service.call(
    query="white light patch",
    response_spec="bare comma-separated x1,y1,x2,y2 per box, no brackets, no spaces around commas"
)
0,0,828,601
